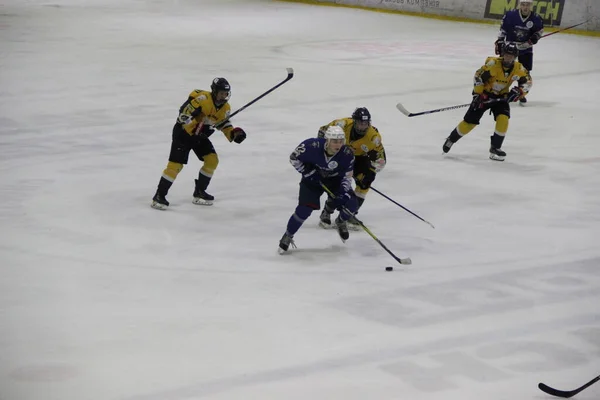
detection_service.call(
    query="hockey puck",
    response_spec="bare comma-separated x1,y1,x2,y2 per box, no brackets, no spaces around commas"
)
385,266,394,271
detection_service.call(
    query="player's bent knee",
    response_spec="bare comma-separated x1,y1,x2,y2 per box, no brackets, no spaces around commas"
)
203,153,219,172
354,187,369,198
458,121,477,134
163,161,184,181
495,114,510,134
295,204,315,218
167,161,183,173
345,196,359,214
305,203,320,211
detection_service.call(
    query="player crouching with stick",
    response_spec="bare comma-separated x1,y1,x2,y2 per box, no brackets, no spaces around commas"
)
278,126,358,254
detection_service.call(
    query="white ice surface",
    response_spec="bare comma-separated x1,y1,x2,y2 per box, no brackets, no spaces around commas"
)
1,1,599,399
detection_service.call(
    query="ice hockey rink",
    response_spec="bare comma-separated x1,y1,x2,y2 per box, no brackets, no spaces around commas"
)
1,0,599,399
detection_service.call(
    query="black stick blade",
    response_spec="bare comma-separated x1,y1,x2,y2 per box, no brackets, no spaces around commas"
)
538,382,575,398
538,375,600,398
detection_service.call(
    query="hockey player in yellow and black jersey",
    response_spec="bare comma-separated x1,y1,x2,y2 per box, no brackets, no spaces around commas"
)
443,43,531,161
151,78,247,210
317,107,386,228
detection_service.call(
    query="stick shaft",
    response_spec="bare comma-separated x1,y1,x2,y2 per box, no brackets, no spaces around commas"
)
215,68,294,129
541,21,589,38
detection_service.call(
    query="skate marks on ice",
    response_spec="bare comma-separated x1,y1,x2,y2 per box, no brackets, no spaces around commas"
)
120,255,600,400
326,255,600,328
380,327,600,393
123,314,599,400
276,243,347,260
331,255,600,393
272,38,490,70
439,152,546,173
8,363,80,384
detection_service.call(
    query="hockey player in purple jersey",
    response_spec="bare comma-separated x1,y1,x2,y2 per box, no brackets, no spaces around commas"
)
278,126,358,254
494,0,543,105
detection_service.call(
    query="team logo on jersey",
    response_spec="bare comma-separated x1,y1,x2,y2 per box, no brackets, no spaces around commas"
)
526,21,534,28
373,137,381,146
327,161,338,170
484,0,565,26
361,144,369,153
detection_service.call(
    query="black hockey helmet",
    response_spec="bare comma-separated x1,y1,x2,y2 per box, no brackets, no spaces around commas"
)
502,43,519,68
352,107,371,122
351,107,371,138
503,42,519,57
211,77,231,107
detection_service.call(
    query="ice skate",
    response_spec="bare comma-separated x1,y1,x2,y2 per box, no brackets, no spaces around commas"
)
489,147,506,161
347,216,361,231
442,137,455,153
192,188,214,206
151,191,169,210
318,208,333,229
278,232,296,254
334,216,349,242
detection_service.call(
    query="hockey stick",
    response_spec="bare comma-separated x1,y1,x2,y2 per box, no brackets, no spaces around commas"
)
396,102,470,117
538,374,600,398
321,183,412,265
215,68,294,129
396,98,506,118
541,20,590,38
370,186,435,229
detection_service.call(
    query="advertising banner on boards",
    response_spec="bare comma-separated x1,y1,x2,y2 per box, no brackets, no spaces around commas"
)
484,0,566,26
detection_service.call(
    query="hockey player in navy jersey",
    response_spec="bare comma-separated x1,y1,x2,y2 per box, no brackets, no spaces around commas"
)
495,0,543,105
278,126,358,254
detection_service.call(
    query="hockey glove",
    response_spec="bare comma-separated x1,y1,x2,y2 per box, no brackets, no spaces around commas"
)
506,87,524,103
371,158,386,173
356,171,376,190
334,192,352,208
302,166,320,182
195,123,215,139
530,33,540,45
471,92,489,110
231,127,247,144
494,39,504,56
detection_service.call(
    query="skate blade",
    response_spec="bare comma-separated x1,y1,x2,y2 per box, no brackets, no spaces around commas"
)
151,202,168,210
337,231,349,243
319,221,334,229
192,198,213,206
489,154,505,162
347,224,360,231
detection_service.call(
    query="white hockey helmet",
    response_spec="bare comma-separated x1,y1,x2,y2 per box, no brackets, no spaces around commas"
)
519,0,533,15
324,125,345,141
